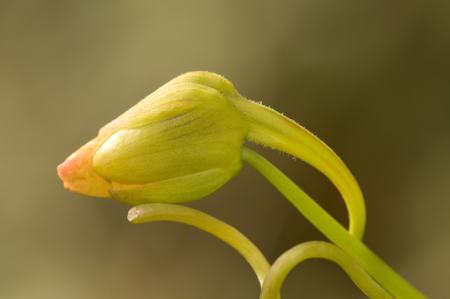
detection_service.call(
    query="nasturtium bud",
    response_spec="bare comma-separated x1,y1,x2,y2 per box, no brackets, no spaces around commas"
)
58,71,365,238
58,72,248,205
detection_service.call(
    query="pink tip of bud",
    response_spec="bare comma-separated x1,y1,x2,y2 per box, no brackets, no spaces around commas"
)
57,138,112,198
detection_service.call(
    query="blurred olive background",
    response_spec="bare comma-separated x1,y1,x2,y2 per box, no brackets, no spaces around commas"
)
1,1,449,298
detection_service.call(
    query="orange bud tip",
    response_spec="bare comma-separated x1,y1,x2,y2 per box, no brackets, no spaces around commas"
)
57,138,112,198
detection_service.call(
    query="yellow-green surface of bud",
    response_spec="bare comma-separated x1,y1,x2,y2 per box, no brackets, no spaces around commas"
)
57,71,248,205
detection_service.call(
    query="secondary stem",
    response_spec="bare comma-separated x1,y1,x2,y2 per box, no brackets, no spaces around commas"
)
260,241,392,299
128,203,270,286
231,97,366,239
241,147,425,299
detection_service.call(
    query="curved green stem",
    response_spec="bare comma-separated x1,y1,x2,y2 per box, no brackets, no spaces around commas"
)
260,241,392,299
241,147,425,299
231,97,366,239
128,203,270,286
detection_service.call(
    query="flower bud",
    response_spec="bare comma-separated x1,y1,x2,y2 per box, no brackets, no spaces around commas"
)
58,71,365,238
57,71,248,205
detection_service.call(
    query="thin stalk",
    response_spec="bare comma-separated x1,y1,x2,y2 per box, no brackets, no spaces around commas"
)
242,147,425,299
128,203,270,286
231,97,366,239
260,241,392,299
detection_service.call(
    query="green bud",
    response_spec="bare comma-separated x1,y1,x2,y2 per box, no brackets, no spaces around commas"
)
58,71,365,238
58,72,248,205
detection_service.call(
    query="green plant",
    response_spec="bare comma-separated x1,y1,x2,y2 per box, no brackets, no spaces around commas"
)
58,71,425,298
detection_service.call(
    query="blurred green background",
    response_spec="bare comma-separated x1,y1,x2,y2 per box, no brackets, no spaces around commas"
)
1,1,449,298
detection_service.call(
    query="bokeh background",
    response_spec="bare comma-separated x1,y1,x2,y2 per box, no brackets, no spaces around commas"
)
1,1,449,298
